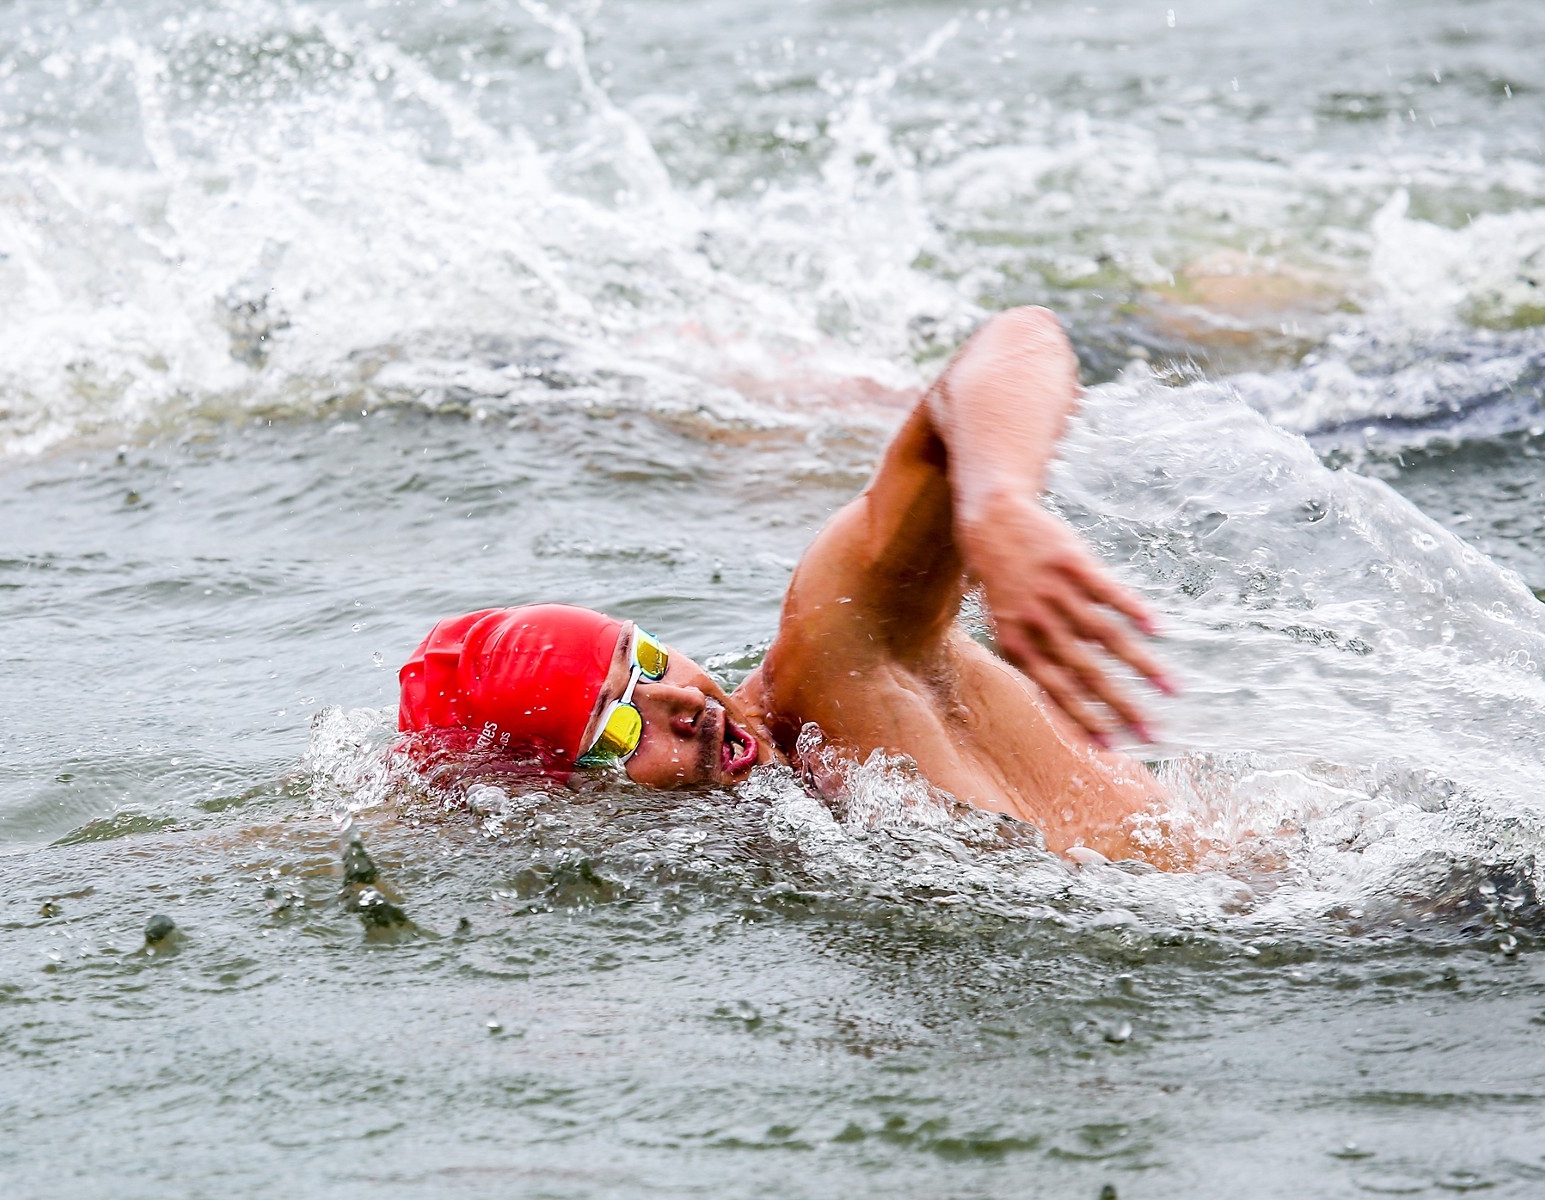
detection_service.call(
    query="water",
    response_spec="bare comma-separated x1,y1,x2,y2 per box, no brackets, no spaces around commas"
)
4,1,1545,1195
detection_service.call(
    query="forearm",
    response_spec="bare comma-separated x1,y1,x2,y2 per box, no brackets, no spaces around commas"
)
924,307,1168,743
925,306,1080,529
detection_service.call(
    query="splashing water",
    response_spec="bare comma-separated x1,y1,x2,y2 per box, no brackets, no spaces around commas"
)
6,0,1545,455
7,4,1545,1194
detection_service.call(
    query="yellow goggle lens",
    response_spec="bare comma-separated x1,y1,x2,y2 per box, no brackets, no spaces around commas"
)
633,628,668,680
587,701,643,762
577,626,668,767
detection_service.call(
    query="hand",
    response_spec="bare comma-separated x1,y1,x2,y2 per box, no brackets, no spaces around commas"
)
960,491,1175,747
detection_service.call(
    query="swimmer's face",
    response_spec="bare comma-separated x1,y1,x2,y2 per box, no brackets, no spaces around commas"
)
580,622,768,788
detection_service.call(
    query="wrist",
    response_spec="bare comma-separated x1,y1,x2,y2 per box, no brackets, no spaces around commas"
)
956,486,1048,564
957,480,1044,531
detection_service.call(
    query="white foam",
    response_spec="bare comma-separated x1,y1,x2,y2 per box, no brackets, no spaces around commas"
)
1372,189,1545,333
6,3,1545,455
0,2,974,456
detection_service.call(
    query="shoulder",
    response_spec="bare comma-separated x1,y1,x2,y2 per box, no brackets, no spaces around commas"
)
757,608,970,755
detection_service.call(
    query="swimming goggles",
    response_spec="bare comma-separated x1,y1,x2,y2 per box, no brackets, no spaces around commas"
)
577,624,669,766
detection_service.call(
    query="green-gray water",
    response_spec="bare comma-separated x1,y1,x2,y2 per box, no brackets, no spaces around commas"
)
4,1,1545,1196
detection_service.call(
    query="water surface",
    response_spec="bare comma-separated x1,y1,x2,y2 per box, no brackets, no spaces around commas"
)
3,1,1545,1196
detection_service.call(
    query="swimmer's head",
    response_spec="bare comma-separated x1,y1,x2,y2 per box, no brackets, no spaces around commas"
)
398,605,769,786
398,604,623,771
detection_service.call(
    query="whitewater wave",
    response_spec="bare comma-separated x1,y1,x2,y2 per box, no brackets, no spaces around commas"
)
5,3,1545,456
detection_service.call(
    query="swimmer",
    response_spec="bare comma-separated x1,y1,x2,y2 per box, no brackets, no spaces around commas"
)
399,307,1176,863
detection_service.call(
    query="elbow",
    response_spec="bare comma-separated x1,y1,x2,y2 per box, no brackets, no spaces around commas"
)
978,306,1076,367
945,307,1080,407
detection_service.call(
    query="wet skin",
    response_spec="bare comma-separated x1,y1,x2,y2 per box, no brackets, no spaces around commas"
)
563,308,1178,864
580,623,770,789
583,620,1177,864
581,308,1175,863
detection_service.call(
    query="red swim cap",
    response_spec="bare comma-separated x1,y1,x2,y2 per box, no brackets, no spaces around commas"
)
398,605,624,769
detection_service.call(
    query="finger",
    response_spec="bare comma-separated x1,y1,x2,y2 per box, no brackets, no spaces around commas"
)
1055,594,1173,692
996,619,1110,743
992,599,1059,668
1036,628,1154,740
1066,563,1180,695
994,617,1053,684
1021,657,1114,747
1001,615,1131,744
1068,558,1159,637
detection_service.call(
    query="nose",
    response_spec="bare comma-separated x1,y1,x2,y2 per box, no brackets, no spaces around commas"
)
637,682,707,739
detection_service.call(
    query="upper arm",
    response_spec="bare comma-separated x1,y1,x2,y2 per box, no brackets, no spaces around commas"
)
774,396,966,667
766,306,1080,680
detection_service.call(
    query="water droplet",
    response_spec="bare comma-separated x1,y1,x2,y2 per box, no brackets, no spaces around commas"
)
1103,1019,1132,1044
371,651,385,667
1165,8,1175,27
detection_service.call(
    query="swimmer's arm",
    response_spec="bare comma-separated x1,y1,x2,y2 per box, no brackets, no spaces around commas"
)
778,307,1168,743
775,392,963,661
929,306,1172,742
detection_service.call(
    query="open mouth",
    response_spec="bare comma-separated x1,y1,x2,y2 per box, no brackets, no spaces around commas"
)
719,715,759,777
